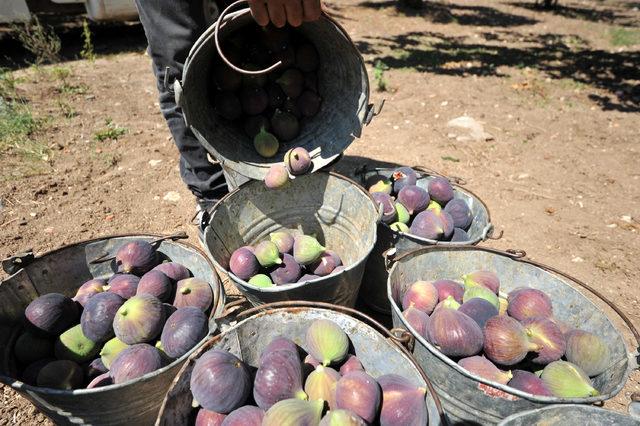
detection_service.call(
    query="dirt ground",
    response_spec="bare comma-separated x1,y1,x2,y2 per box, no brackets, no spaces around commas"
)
1,0,639,423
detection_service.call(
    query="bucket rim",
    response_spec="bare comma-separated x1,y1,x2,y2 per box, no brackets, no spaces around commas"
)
204,171,380,293
156,301,447,424
386,244,632,404
0,233,227,396
496,403,639,425
357,166,495,244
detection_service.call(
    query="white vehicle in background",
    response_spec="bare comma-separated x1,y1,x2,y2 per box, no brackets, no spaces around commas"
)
1,0,220,24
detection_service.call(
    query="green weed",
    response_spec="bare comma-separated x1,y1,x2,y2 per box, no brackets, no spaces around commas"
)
610,27,640,47
11,16,61,64
80,20,96,61
94,118,128,141
373,60,389,92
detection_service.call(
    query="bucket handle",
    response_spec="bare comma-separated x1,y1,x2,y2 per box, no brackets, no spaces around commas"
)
88,232,189,265
214,0,283,75
236,300,448,424
389,244,640,367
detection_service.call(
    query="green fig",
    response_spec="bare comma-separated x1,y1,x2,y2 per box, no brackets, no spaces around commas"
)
304,365,340,408
293,235,325,265
390,222,409,233
368,179,392,195
427,200,442,212
100,337,129,368
254,127,280,158
540,361,599,398
320,409,366,426
463,286,500,310
306,319,349,366
54,324,100,363
437,295,461,310
395,203,411,224
255,241,283,268
263,398,324,426
565,330,610,377
249,274,274,288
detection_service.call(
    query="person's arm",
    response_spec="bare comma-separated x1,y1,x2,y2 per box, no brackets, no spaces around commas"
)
248,0,322,28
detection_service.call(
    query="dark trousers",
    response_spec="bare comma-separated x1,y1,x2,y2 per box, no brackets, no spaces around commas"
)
134,0,228,206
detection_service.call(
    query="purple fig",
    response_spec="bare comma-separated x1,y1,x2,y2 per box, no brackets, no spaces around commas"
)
306,319,349,366
564,330,610,377
451,227,470,242
458,356,512,384
483,315,540,366
266,82,285,109
428,177,454,206
265,164,290,189
196,409,227,426
153,262,191,282
113,294,165,344
297,273,320,283
435,210,455,240
378,374,428,426
320,409,366,426
221,406,264,426
215,91,242,121
115,240,157,275
261,336,299,361
339,355,364,376
276,69,304,98
463,286,500,310
463,270,500,294
397,185,430,215
254,127,280,158
270,253,302,285
391,166,418,193
270,230,295,254
368,178,392,195
284,147,312,175
25,293,79,336
508,370,552,396
402,307,430,338
86,371,112,389
73,278,106,307
334,371,381,423
296,91,322,117
263,399,323,426
444,198,472,230
409,210,445,240
372,192,396,224
13,332,53,365
293,235,325,265
295,43,319,72
80,291,125,342
174,278,213,312
270,109,299,142
305,365,340,408
540,361,599,397
283,96,302,118
434,295,461,311
37,360,84,390
137,270,173,302
305,354,321,369
433,279,465,303
100,337,129,368
85,357,108,381
161,306,208,358
507,287,553,321
522,318,566,364
304,72,318,91
458,298,499,329
309,250,342,277
242,63,269,88
107,274,140,299
212,63,241,92
254,349,307,410
254,241,283,268
163,302,178,318
241,87,268,116
402,280,438,314
109,343,162,384
191,349,251,413
426,308,484,357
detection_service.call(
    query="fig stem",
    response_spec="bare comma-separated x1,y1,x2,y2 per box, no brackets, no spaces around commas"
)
295,390,309,401
180,287,191,295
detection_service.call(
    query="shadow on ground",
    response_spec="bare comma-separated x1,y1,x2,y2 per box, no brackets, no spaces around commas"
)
357,30,640,113
508,1,639,26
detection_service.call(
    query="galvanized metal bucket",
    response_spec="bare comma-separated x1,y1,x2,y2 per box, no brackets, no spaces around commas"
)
155,301,447,425
0,234,226,426
497,404,640,426
175,0,380,183
387,245,640,425
356,165,495,314
202,171,379,307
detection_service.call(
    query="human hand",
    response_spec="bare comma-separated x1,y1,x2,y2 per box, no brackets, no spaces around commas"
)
248,0,322,28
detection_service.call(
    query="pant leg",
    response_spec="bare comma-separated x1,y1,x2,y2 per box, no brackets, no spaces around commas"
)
134,0,228,204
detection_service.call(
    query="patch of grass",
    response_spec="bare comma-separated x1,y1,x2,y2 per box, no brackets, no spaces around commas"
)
442,155,460,162
610,27,640,47
11,16,61,64
51,66,71,81
57,99,77,119
94,118,127,141
56,82,89,95
0,100,50,162
373,60,389,92
80,20,96,61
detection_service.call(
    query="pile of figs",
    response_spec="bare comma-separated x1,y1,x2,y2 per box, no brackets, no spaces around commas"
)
367,167,474,242
211,24,322,159
13,240,216,390
189,319,428,425
229,230,344,287
399,270,608,398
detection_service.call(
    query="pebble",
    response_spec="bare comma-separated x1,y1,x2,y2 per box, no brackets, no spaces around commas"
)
163,191,181,203
148,159,163,167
